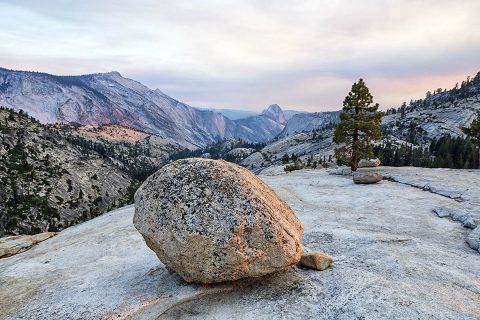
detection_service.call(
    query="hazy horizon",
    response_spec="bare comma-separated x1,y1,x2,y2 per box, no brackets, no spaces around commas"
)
1,0,479,112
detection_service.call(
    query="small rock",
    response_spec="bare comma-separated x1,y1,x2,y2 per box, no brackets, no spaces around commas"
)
353,172,383,184
434,207,478,229
433,207,451,218
358,158,381,168
134,158,304,283
466,226,480,252
459,215,477,229
0,232,56,258
299,252,334,270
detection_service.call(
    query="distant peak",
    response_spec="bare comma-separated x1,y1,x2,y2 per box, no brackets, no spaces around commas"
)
264,104,282,113
262,104,286,125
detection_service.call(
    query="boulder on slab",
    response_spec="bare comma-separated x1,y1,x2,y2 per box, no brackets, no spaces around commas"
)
299,252,334,271
353,172,383,184
358,158,381,168
134,158,304,283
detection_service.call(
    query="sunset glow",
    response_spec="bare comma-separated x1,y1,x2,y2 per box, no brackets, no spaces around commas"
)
1,0,479,111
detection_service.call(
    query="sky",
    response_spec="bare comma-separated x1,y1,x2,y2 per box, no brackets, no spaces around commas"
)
1,0,479,112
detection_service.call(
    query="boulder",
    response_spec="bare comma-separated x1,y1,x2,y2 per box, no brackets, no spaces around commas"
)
299,252,334,271
358,158,381,168
433,207,452,218
134,158,304,283
353,172,383,184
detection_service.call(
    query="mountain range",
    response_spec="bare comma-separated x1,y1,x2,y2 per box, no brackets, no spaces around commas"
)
202,108,306,121
199,108,258,120
2,67,478,149
0,68,293,148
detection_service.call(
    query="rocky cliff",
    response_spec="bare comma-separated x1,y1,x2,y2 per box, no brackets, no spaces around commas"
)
383,72,480,143
279,111,340,137
0,107,179,236
234,104,286,143
242,129,337,172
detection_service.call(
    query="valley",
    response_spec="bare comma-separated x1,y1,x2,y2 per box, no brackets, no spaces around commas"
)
1,70,479,237
0,107,179,236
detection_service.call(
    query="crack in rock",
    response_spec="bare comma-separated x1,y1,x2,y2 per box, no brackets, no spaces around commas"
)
382,175,467,202
382,174,479,253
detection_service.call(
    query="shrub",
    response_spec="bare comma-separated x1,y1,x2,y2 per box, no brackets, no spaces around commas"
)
284,162,304,173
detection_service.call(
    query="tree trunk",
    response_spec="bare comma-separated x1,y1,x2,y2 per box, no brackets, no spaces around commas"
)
351,128,358,171
351,107,359,171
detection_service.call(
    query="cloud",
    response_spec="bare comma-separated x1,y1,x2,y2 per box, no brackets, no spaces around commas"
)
0,0,479,111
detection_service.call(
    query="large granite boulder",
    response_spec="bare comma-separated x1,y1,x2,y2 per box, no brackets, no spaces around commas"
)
353,172,383,184
358,158,381,168
134,158,304,283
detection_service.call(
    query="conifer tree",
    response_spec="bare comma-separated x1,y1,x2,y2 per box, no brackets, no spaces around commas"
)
333,79,382,171
462,117,480,168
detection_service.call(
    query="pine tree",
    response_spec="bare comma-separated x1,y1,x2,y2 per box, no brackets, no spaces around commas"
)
400,102,406,119
462,117,480,168
7,109,15,121
333,79,382,171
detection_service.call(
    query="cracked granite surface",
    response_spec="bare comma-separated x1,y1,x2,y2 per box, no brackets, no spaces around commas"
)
0,168,479,319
